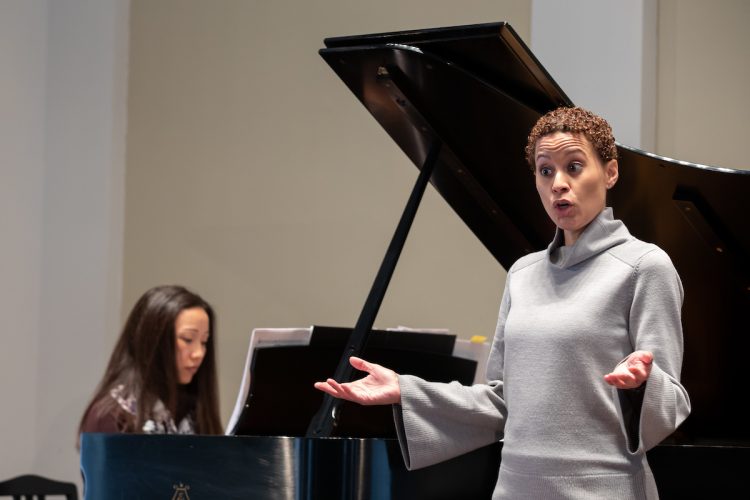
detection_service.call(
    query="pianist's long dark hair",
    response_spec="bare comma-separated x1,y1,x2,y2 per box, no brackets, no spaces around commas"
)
78,285,222,437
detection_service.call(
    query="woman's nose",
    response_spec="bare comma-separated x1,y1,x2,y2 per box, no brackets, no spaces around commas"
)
552,173,570,193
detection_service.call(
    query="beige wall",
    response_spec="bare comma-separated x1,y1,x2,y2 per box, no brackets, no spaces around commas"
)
126,0,529,423
125,0,748,425
657,0,749,170
1,0,128,488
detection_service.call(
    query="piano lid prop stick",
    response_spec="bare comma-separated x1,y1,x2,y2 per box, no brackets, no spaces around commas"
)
306,141,442,438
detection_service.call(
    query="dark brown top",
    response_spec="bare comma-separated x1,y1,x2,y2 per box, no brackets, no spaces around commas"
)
80,400,130,433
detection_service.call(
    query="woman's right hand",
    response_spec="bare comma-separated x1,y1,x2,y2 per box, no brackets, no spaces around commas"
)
313,356,401,405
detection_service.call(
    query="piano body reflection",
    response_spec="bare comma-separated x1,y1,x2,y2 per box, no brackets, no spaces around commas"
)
81,22,750,499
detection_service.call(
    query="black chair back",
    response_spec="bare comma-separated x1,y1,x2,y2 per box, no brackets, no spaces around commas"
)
0,474,77,500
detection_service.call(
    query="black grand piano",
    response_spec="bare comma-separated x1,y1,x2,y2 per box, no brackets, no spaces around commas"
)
81,22,750,499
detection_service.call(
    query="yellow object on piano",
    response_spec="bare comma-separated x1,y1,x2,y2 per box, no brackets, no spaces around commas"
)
470,335,487,344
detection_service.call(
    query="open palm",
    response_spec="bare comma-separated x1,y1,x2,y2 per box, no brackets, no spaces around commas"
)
604,350,653,389
314,356,401,405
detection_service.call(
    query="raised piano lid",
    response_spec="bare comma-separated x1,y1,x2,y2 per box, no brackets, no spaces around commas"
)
320,22,750,445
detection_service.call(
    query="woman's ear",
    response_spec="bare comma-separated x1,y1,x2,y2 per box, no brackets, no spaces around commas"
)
605,159,619,189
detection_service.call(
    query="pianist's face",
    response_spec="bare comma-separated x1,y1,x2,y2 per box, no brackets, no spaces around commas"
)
174,306,210,385
534,132,618,246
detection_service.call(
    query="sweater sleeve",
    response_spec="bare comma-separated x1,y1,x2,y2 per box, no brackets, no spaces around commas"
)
615,247,691,452
392,277,511,470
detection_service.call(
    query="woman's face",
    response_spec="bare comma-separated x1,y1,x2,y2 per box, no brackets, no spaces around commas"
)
174,307,210,385
533,131,618,245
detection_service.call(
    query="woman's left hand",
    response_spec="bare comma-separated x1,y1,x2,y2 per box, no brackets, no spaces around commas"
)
604,350,653,389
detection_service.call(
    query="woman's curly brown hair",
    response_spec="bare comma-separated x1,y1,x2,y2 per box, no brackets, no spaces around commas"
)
525,106,617,171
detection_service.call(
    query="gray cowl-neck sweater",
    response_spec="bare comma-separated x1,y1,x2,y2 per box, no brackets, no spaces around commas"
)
394,208,691,499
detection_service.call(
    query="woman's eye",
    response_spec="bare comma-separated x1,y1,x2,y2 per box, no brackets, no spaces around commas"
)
539,166,552,176
568,162,583,173
179,336,193,344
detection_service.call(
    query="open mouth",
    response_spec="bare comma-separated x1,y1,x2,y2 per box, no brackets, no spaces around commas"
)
554,200,573,209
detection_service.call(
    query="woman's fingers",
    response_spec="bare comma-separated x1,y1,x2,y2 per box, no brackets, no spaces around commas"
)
313,377,367,404
326,378,344,392
313,380,339,397
350,356,376,374
603,350,654,388
634,350,654,365
605,373,634,386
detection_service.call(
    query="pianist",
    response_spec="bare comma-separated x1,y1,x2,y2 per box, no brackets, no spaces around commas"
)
315,107,691,499
78,285,222,438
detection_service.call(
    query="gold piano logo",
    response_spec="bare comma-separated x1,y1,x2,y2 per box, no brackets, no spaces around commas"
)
171,482,191,500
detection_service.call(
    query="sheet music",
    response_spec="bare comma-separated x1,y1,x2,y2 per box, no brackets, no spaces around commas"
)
387,325,451,334
225,327,313,435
